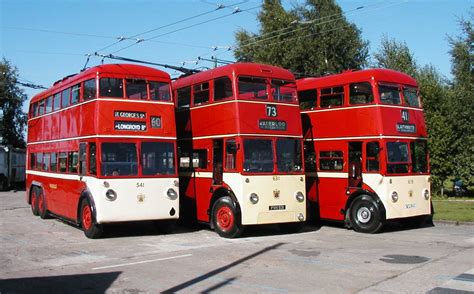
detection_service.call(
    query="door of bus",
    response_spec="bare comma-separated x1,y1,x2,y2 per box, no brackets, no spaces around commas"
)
213,139,223,185
348,142,362,188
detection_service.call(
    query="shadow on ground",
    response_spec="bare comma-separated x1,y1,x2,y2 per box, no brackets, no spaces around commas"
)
0,271,121,294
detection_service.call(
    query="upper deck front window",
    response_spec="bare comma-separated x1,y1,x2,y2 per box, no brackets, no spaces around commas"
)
214,77,233,101
350,82,374,104
150,81,171,101
100,78,124,98
272,80,296,102
126,79,147,99
298,89,317,110
403,87,420,107
379,84,401,105
238,77,268,100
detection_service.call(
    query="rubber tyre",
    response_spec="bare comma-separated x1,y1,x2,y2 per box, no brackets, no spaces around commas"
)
37,188,49,219
30,186,39,216
349,195,383,234
211,196,243,238
278,222,304,234
80,198,103,239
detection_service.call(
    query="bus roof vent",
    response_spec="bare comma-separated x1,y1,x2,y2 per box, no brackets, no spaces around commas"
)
260,67,273,74
53,73,77,86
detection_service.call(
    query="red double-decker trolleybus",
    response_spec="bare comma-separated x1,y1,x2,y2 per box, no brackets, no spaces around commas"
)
298,69,431,233
26,64,179,238
173,63,306,238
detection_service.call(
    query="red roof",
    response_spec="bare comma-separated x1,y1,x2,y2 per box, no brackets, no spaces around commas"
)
297,68,417,90
173,62,295,88
31,64,170,104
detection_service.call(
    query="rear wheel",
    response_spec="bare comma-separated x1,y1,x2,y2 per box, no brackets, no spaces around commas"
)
80,199,103,239
30,187,39,216
349,195,383,234
211,196,243,238
37,188,49,219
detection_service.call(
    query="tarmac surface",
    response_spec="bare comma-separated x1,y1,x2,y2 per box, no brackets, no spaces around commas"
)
0,190,473,293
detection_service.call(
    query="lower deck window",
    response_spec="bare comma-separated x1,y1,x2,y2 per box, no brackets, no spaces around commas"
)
243,139,274,172
141,142,175,175
101,143,138,176
319,151,343,171
387,142,409,173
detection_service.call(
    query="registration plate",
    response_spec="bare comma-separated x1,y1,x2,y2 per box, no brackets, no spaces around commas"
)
269,205,286,211
405,203,416,209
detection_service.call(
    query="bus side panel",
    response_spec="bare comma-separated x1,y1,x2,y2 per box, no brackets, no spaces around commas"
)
189,103,238,138
316,176,346,221
306,107,382,139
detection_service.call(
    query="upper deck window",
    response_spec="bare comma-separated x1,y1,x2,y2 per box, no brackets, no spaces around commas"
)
386,141,409,174
126,79,147,99
83,79,96,100
379,84,401,105
238,77,267,100
403,87,420,107
71,84,80,104
350,82,373,104
53,93,61,111
320,86,344,108
298,89,317,110
150,81,171,101
214,77,233,101
193,82,210,105
100,78,123,98
272,80,296,102
61,88,71,108
177,87,191,109
45,96,53,113
38,99,45,115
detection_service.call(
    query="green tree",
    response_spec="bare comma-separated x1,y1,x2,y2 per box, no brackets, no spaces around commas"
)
372,35,418,77
234,0,369,76
447,15,474,186
0,59,27,148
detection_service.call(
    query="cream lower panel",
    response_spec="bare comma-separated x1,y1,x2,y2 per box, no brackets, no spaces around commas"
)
223,173,306,225
84,177,179,224
363,174,431,219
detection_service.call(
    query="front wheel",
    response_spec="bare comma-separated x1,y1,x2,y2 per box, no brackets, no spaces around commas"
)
211,196,243,238
348,195,383,234
80,199,103,239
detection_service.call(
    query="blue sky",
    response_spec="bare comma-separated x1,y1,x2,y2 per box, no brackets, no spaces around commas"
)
1,0,471,111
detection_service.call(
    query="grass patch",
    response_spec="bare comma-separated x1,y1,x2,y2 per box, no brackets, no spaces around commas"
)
432,200,474,222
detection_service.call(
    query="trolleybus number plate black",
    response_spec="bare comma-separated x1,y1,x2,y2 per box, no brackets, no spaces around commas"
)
396,123,416,133
114,121,147,131
269,205,286,211
114,111,146,119
259,120,287,131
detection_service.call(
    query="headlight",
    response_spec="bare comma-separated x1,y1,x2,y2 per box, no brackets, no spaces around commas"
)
249,193,259,204
391,191,399,203
105,189,117,201
295,191,305,202
167,188,178,200
423,189,430,200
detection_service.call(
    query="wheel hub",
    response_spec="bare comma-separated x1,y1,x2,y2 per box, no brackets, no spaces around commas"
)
357,207,372,224
217,206,234,231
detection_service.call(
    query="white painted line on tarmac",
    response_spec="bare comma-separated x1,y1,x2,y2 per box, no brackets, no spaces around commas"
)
92,254,192,270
